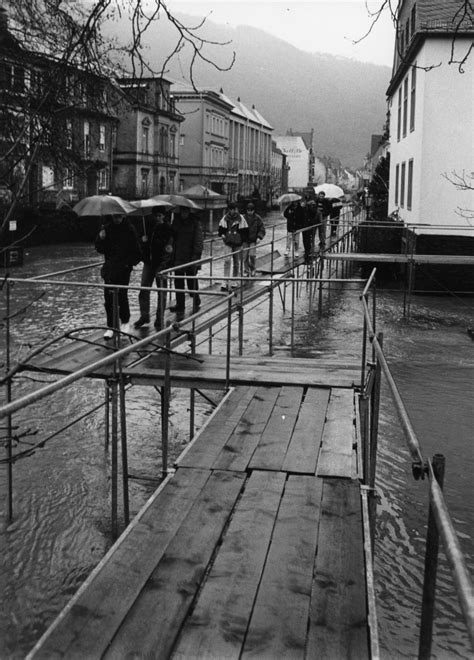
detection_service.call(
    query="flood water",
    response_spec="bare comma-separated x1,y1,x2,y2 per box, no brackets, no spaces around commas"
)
1,218,473,658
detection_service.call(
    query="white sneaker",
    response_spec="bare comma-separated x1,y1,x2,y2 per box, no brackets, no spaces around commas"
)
103,329,114,339
120,322,130,334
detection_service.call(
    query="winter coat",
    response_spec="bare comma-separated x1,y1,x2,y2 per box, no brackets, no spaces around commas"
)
284,203,305,233
314,196,332,218
218,212,249,246
329,198,343,219
140,219,174,271
243,212,266,244
171,213,204,270
95,218,141,280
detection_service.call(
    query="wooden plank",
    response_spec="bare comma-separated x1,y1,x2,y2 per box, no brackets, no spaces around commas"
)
30,467,214,659
307,478,369,659
317,388,355,478
173,470,286,660
249,386,305,471
103,469,246,660
213,387,280,471
241,475,324,659
282,387,330,474
177,386,257,468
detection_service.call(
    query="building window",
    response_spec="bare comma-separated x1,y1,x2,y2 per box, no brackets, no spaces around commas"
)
407,159,414,210
98,168,108,190
66,119,73,150
402,77,408,137
141,168,150,195
99,124,106,152
395,164,400,205
170,128,176,158
64,168,74,189
159,126,167,154
42,165,55,189
83,121,90,158
410,66,416,132
142,123,149,153
397,88,402,141
400,161,406,207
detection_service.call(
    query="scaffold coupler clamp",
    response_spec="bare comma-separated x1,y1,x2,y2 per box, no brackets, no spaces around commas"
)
412,460,429,480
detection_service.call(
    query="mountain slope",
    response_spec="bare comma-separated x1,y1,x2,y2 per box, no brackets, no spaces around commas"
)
104,12,391,168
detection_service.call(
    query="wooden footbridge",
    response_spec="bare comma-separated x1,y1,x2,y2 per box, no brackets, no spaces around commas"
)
5,227,472,659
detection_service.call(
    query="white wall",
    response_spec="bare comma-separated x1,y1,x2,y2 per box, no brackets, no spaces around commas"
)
274,136,309,189
388,37,474,236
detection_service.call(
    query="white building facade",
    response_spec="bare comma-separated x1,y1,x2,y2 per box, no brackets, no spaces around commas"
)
387,0,474,238
274,135,310,191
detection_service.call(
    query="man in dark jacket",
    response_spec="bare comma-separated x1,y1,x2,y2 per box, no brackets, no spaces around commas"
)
314,192,331,250
134,207,174,330
283,200,305,256
302,197,318,264
170,207,204,316
95,214,141,339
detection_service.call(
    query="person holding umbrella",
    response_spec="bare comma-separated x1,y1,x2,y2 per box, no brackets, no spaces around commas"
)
95,214,141,339
314,191,332,250
169,206,204,316
134,206,174,330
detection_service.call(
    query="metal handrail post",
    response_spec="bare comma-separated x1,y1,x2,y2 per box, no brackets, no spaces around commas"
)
161,331,171,478
419,454,445,660
110,375,118,540
189,329,196,440
5,278,13,520
225,297,232,389
119,372,130,527
291,266,296,356
269,236,274,355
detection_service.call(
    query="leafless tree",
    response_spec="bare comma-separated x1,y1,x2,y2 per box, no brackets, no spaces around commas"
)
0,0,235,241
442,170,474,220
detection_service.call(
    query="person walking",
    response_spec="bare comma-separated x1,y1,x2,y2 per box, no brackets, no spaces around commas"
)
242,202,265,276
314,191,331,250
134,207,174,330
329,197,343,236
169,206,204,316
95,214,141,339
283,200,305,256
218,202,249,290
302,196,318,264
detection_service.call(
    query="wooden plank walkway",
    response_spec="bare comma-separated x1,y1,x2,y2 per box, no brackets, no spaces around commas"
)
28,384,370,659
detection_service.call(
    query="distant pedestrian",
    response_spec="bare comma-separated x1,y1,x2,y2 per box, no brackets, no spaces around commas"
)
242,202,265,276
314,191,331,250
302,197,318,263
170,206,204,316
95,214,141,339
218,202,249,290
134,207,174,330
283,200,305,256
329,197,343,236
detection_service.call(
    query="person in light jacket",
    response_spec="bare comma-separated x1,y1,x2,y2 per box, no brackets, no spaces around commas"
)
218,202,249,290
242,202,265,276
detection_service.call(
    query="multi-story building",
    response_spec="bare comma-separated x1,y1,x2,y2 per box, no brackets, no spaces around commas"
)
171,83,234,195
114,76,184,199
0,6,118,209
171,83,273,203
274,134,311,192
386,0,474,246
270,141,288,205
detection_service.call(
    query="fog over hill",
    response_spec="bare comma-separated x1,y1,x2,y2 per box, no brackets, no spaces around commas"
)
104,12,391,168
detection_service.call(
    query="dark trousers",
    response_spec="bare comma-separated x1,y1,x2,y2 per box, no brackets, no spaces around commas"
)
102,265,132,328
302,225,315,260
138,262,167,322
174,267,200,309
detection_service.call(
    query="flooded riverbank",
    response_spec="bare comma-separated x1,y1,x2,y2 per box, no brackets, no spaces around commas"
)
1,226,473,658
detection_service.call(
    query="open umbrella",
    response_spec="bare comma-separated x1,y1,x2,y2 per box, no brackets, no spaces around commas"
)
277,193,302,205
314,184,345,198
72,194,137,217
129,198,174,215
151,194,202,210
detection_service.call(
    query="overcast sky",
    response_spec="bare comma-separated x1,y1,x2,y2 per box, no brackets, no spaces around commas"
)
167,0,396,67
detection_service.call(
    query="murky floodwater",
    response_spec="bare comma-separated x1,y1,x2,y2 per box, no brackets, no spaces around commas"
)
1,218,473,658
